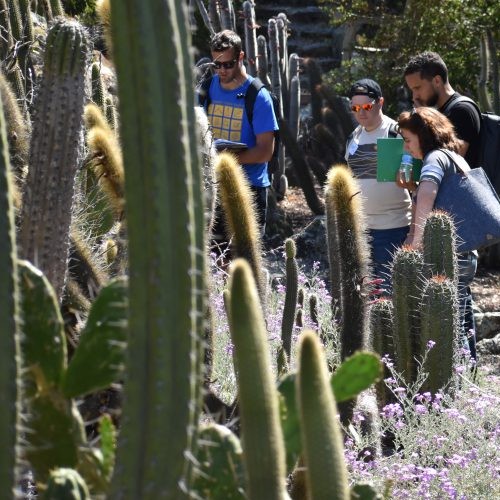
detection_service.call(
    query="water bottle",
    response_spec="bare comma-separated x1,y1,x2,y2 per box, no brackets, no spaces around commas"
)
399,153,413,183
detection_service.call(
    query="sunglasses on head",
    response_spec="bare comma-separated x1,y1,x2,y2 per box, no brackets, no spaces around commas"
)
212,59,238,70
351,101,376,113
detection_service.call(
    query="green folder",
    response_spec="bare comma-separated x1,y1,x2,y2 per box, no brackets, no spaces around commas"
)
376,137,422,182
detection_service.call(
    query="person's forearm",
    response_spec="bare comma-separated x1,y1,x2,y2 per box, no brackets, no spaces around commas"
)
411,181,438,248
236,141,273,164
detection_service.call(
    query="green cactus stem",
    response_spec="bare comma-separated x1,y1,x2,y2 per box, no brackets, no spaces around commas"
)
296,331,350,500
0,80,21,498
369,298,396,410
91,62,106,112
325,164,371,360
215,152,266,303
281,238,299,360
228,259,288,499
50,0,65,17
108,0,205,497
19,18,89,300
257,35,271,87
243,1,257,77
420,276,459,394
391,246,425,384
423,210,458,283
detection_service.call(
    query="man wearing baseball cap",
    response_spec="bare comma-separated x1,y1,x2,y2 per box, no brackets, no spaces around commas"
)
345,78,412,293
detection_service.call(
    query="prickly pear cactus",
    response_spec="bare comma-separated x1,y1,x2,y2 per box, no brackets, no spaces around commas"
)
43,468,90,500
192,423,245,499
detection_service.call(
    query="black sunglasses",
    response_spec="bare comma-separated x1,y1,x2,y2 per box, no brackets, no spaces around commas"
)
212,59,238,70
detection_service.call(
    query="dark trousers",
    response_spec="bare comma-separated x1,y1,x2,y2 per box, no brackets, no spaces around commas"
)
211,185,268,246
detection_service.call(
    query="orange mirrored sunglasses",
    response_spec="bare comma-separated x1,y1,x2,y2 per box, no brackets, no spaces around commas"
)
351,101,376,113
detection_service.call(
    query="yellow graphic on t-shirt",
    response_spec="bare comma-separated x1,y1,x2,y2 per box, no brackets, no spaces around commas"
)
208,102,244,142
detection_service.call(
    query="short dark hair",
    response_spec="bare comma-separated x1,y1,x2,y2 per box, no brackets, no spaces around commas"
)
397,107,461,157
404,52,449,84
209,30,242,58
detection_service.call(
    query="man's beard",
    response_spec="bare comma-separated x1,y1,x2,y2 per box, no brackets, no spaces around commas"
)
423,91,439,107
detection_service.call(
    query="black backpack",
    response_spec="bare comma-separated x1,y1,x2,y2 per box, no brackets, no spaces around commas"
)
447,96,500,193
198,76,281,171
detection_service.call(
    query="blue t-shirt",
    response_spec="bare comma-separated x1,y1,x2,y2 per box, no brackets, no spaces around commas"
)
206,75,278,187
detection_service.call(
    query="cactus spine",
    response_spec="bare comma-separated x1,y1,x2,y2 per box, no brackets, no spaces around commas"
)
215,152,266,302
228,259,287,499
391,246,424,384
420,276,458,394
0,77,21,498
325,164,370,360
281,238,298,360
19,18,89,299
296,331,350,499
423,210,458,283
108,0,205,497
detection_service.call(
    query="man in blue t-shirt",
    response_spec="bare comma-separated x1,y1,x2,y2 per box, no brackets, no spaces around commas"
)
203,30,278,235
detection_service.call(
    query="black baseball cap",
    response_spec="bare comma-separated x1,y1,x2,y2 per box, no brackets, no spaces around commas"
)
349,79,382,99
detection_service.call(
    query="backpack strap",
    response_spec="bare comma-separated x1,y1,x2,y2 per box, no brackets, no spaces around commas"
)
388,122,399,138
244,77,265,124
443,95,482,121
198,76,213,108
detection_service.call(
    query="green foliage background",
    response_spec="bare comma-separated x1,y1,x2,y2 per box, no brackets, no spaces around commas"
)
319,0,500,115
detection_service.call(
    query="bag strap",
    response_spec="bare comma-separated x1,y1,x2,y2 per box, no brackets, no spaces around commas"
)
245,77,265,124
438,149,470,175
198,76,213,107
443,95,482,122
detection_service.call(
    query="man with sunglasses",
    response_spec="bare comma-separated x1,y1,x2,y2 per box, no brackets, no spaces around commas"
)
345,79,412,293
200,30,278,236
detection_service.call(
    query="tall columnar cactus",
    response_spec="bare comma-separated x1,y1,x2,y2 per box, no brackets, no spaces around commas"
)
243,1,257,77
0,70,29,199
108,1,206,497
19,18,89,300
0,0,12,61
325,164,371,361
85,104,125,218
257,35,271,88
215,152,266,303
281,238,299,360
420,276,459,394
0,78,21,499
49,0,65,17
288,75,300,141
369,299,396,409
91,62,106,113
391,246,425,384
423,210,458,283
268,19,283,119
296,331,350,500
228,259,288,499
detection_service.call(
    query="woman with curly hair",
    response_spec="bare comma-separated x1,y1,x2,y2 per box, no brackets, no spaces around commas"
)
397,106,477,359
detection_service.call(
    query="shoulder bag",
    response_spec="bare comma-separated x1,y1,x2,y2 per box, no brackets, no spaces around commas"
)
433,149,500,253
